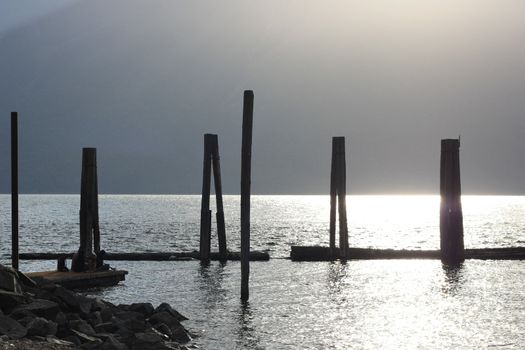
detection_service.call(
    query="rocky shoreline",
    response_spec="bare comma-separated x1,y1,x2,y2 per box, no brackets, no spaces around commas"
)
0,264,194,350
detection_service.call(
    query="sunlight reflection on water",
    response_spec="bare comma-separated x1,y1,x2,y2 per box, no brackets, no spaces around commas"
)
1,195,524,349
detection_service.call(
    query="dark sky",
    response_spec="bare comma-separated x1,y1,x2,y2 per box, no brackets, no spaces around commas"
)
1,0,524,194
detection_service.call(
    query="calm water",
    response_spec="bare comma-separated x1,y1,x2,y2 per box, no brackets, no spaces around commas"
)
1,195,524,349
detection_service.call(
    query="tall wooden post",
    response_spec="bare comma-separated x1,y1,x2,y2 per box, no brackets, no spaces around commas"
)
329,139,337,259
211,134,228,261
80,148,98,264
440,139,464,264
329,137,348,260
11,112,19,270
240,90,254,302
335,137,348,258
200,134,213,262
93,154,100,254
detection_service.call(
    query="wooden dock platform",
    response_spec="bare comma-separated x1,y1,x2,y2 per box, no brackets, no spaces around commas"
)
19,250,270,261
290,246,525,261
25,270,128,289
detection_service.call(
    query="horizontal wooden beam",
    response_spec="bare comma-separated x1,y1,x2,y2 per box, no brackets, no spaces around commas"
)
19,251,270,262
291,246,525,261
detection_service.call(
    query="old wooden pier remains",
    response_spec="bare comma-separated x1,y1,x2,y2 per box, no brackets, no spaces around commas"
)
291,137,525,262
6,91,525,297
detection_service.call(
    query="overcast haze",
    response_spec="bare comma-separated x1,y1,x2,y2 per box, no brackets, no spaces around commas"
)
1,0,524,194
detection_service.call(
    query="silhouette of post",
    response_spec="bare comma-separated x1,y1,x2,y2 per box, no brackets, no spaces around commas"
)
440,139,464,264
211,135,228,261
240,90,254,301
11,112,19,270
200,134,214,262
80,148,99,266
329,137,349,259
329,140,337,259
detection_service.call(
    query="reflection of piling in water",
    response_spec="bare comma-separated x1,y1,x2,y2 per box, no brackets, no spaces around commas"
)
11,112,19,270
200,134,228,262
329,137,348,260
440,139,464,265
241,90,254,302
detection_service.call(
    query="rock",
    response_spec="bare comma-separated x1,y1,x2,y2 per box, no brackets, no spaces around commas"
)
100,308,113,323
148,311,182,330
153,323,173,339
0,265,24,294
131,332,164,350
54,311,68,327
128,303,154,317
113,310,144,321
11,299,60,320
71,329,103,344
100,334,129,350
94,322,118,333
155,303,188,321
171,325,192,343
70,319,96,336
112,316,147,333
0,314,27,339
26,317,58,337
86,311,104,327
46,335,76,346
62,334,82,346
54,286,93,314
9,308,36,321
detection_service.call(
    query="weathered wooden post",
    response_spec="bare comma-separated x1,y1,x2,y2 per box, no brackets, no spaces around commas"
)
240,90,254,302
440,139,464,264
11,112,19,270
211,134,228,261
79,148,98,268
335,137,349,259
93,161,100,254
200,134,213,262
329,139,337,259
328,137,349,260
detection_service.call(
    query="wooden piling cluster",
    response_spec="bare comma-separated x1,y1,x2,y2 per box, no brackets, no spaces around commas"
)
79,148,101,266
329,137,349,259
200,134,228,262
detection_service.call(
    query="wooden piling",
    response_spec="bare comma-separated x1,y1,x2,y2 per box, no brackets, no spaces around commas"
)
240,90,254,302
200,134,214,261
11,112,19,270
329,139,337,259
211,134,228,261
440,139,464,264
334,137,349,258
80,148,98,264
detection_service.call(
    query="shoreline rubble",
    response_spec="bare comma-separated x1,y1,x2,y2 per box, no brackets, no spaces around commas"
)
0,264,193,350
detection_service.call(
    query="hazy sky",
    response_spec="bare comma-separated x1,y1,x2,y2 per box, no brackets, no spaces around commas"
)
1,0,524,194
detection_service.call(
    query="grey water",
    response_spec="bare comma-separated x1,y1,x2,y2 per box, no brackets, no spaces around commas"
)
1,195,524,349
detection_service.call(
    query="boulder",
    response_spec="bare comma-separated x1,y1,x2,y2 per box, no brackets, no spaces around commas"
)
26,317,58,337
94,322,118,333
46,335,76,346
128,303,154,317
99,334,129,350
11,299,60,320
70,319,96,336
54,286,93,314
131,332,164,350
148,311,182,329
0,314,27,339
100,308,113,323
155,303,188,321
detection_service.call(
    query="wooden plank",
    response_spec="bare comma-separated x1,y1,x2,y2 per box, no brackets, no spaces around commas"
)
11,112,19,270
290,246,525,261
240,90,254,302
19,251,270,261
26,270,127,290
